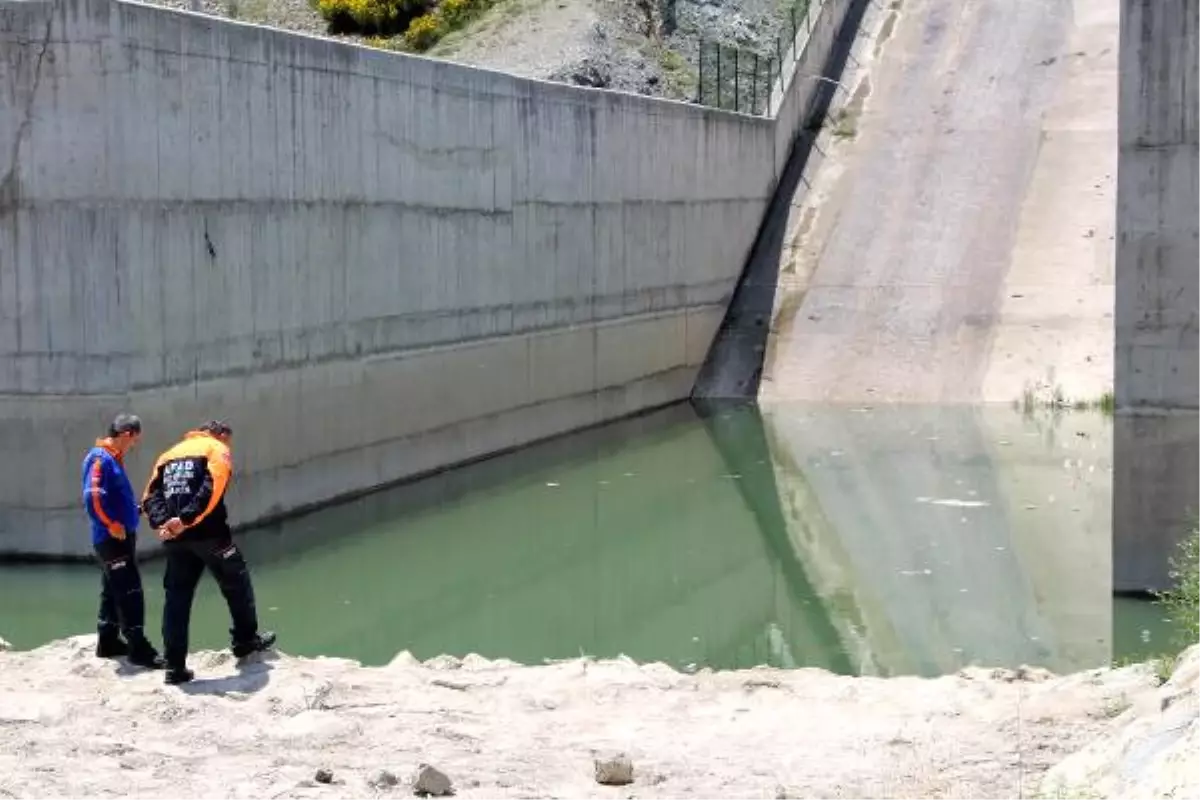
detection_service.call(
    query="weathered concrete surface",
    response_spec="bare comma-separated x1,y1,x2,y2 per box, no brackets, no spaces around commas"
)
755,404,1112,677
1115,0,1199,412
758,0,1117,404
0,0,861,557
1111,0,1199,592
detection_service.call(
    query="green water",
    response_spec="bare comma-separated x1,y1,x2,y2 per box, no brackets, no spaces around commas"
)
0,402,1180,675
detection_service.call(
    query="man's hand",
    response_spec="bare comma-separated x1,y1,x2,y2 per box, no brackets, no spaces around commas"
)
107,523,126,541
157,517,185,540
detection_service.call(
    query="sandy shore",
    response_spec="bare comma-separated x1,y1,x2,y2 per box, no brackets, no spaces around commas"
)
0,636,1195,799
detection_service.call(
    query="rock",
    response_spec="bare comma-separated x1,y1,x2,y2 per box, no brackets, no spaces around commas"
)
1161,692,1183,711
369,769,399,789
314,768,334,784
595,754,635,786
989,665,1053,683
548,57,614,89
1040,645,1200,799
423,655,462,671
412,764,453,797
1015,664,1054,682
0,635,11,652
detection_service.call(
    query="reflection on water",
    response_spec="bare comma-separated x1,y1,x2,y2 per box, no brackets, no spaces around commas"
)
1114,412,1199,592
0,402,1176,674
1113,595,1180,663
745,401,1116,676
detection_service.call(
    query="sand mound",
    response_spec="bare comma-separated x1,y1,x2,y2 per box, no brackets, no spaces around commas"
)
0,636,1190,798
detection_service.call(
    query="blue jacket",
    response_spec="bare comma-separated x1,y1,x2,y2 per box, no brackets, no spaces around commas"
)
81,439,140,546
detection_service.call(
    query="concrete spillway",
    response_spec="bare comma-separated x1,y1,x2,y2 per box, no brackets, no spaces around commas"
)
756,0,1119,405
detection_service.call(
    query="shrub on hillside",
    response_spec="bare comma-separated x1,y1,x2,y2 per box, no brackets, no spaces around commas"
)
403,12,444,50
438,0,490,28
316,0,431,36
403,0,496,52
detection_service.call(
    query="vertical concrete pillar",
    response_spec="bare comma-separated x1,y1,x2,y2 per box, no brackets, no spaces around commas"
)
1113,0,1199,591
1116,0,1199,410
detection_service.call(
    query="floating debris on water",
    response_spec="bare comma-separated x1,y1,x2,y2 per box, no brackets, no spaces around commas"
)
915,496,990,508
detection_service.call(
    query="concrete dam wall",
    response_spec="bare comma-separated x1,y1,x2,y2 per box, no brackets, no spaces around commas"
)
0,0,863,556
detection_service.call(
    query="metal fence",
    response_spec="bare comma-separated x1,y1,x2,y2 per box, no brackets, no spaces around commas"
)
695,0,814,116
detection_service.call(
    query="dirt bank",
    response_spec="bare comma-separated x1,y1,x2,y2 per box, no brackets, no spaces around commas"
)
1,636,1194,798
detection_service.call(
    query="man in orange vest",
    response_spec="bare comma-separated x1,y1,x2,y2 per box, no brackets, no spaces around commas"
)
142,420,276,685
81,413,164,668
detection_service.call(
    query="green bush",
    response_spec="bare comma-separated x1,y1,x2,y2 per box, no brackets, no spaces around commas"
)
403,12,444,50
1157,523,1200,652
438,0,491,28
403,0,497,53
317,0,497,51
315,0,431,36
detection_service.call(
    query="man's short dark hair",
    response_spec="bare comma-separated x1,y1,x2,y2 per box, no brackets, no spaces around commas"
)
108,413,142,438
199,419,232,437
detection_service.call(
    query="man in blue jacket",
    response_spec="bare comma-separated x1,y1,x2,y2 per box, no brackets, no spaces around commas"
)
82,413,164,668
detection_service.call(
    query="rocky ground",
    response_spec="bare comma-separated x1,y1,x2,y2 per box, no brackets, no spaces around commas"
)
1,634,1196,799
138,0,793,99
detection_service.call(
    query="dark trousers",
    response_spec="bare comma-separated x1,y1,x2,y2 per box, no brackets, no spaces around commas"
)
161,531,260,669
94,535,149,646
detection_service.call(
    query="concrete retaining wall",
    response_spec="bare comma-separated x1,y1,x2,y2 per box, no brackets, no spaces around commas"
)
0,0,861,556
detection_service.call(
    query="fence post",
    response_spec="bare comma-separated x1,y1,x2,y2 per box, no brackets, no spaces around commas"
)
765,57,773,116
715,45,722,109
751,52,758,115
697,38,705,105
790,4,797,62
733,48,740,113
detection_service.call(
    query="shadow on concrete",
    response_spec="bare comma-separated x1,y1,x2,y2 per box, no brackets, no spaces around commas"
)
692,0,870,400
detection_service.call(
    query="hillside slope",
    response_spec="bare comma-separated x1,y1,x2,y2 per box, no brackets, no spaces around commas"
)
143,0,793,101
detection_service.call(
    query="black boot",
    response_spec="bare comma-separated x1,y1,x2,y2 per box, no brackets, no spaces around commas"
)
95,633,129,659
126,638,166,670
232,630,277,659
165,666,195,685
